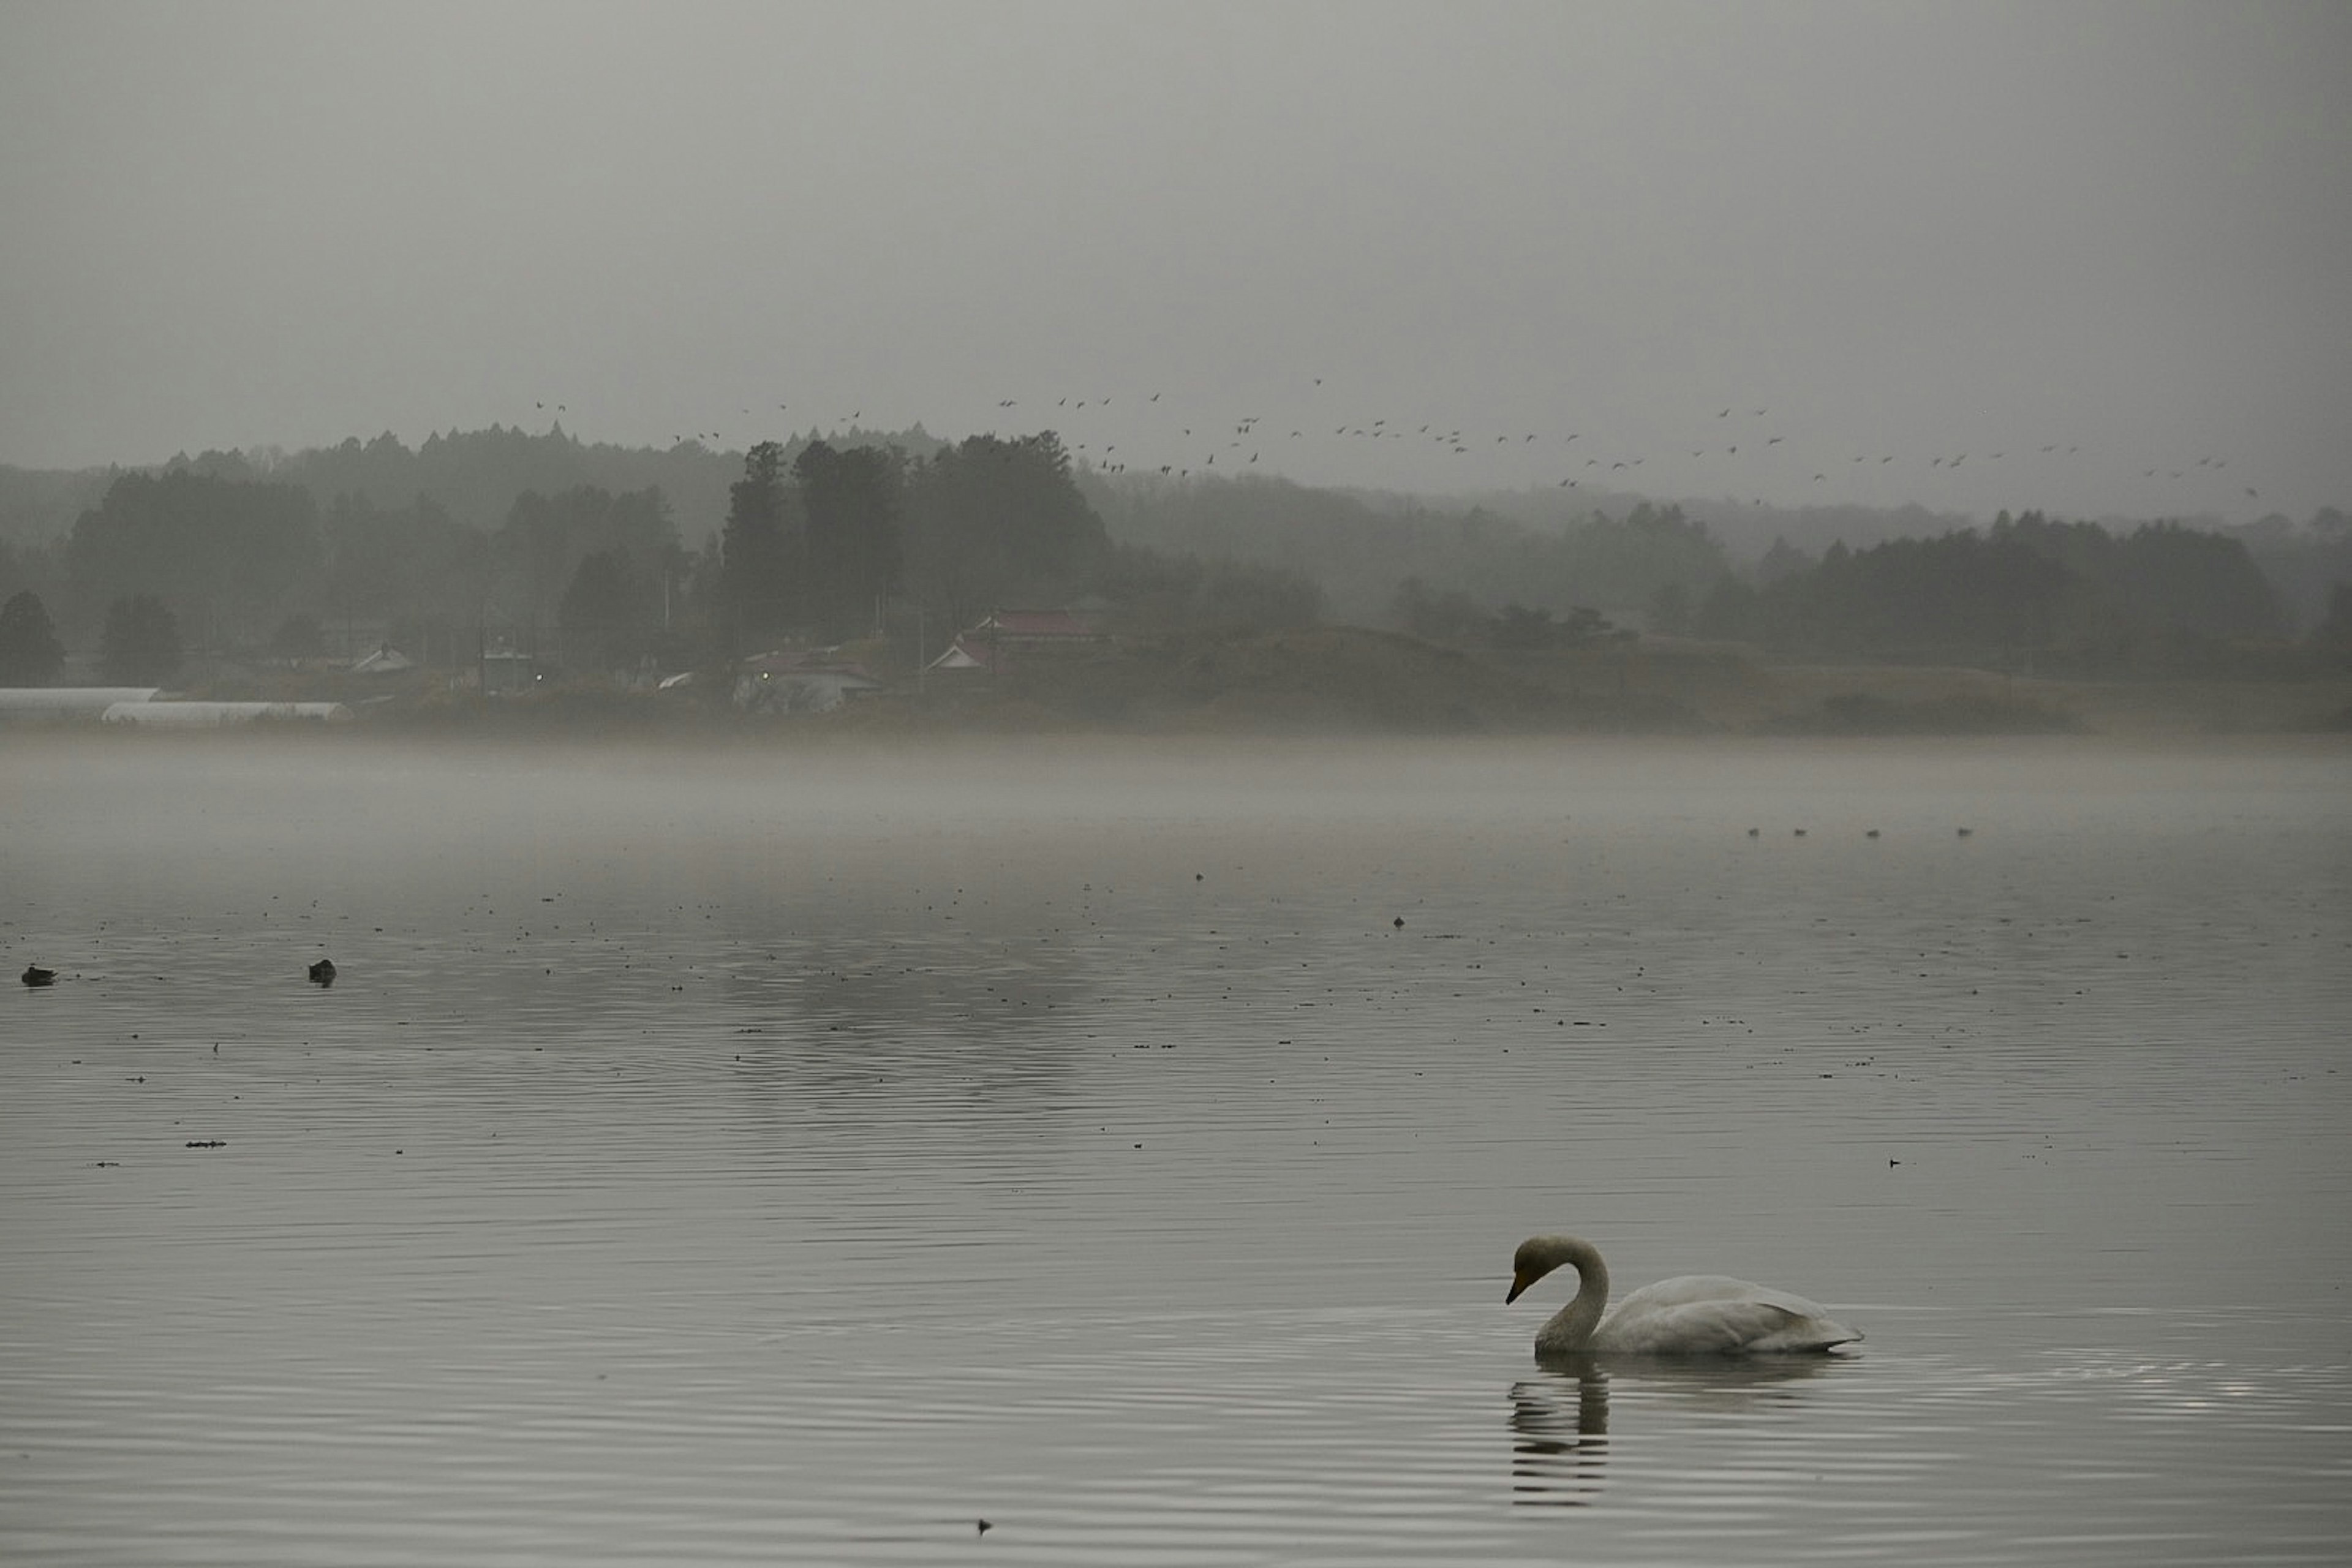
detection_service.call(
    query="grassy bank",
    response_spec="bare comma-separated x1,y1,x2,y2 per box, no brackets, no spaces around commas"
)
34,625,2352,740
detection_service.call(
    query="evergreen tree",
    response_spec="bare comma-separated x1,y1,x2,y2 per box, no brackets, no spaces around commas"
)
100,595,181,684
67,470,318,640
559,548,657,671
0,590,66,684
494,485,675,635
902,432,1105,627
270,614,325,660
793,440,903,639
719,442,794,644
2309,582,2352,657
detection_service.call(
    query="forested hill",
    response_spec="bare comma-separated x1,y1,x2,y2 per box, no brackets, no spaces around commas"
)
1461,485,1977,565
0,423,948,549
1082,472,1728,625
0,464,115,546
1080,470,2352,635
6,428,2346,638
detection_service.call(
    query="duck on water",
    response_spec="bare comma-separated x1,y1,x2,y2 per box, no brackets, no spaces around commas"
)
1507,1235,1861,1359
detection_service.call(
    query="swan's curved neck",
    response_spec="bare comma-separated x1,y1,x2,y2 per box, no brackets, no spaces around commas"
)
1534,1237,1610,1353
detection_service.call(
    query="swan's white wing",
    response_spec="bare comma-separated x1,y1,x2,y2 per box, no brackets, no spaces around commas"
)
1595,1275,1861,1354
1612,1275,1790,1313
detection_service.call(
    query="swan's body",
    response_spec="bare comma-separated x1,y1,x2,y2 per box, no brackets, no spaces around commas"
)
1507,1235,1860,1357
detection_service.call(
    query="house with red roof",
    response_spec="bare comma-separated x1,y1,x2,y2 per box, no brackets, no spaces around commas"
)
925,609,1107,674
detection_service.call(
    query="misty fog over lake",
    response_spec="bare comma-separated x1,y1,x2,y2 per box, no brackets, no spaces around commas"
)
5,734,2347,1564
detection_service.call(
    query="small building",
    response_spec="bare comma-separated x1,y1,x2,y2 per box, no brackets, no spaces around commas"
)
733,650,883,713
924,637,1001,673
479,645,542,695
350,644,414,675
925,608,1106,674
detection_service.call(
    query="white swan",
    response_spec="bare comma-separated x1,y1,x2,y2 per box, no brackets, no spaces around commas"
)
1507,1235,1861,1357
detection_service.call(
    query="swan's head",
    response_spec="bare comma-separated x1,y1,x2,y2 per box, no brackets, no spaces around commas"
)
1507,1235,1589,1303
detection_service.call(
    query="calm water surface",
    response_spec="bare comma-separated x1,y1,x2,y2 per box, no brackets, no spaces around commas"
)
4,736,2348,1565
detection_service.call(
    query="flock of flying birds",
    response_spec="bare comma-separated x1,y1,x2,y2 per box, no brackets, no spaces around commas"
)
526,380,2265,511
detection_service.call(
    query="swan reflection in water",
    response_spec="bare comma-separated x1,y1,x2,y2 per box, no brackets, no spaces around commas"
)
1509,1354,1849,1508
1509,1362,1611,1507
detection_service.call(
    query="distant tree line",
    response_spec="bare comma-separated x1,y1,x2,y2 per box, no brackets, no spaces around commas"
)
1388,578,1624,650
2,426,1319,684
1089,476,1731,624
14,466,692,678
1693,511,2291,672
2235,507,2352,632
3,423,2345,687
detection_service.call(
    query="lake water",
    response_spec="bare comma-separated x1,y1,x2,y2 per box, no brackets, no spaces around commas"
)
4,735,2348,1565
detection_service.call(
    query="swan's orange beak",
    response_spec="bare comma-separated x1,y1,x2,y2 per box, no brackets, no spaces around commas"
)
1506,1273,1528,1305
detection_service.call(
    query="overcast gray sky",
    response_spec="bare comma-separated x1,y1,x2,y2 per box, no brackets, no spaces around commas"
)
2,0,2346,522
